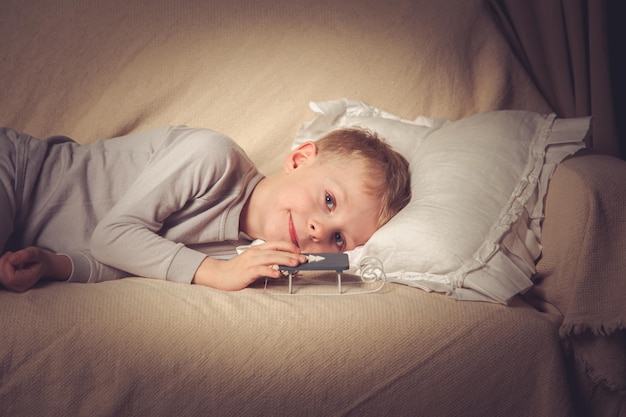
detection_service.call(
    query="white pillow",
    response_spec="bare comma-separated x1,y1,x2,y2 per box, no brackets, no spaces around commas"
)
294,99,590,303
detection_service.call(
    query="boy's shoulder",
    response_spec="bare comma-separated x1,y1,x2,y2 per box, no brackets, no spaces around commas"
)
169,126,235,146
102,126,236,153
159,126,241,155
163,126,254,168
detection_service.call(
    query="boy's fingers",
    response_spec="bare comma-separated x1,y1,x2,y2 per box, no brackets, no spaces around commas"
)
0,252,38,293
257,240,301,254
12,268,33,281
238,242,307,277
268,249,306,265
260,266,282,279
9,247,38,266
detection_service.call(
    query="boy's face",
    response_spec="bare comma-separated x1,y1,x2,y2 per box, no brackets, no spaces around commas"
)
249,143,381,253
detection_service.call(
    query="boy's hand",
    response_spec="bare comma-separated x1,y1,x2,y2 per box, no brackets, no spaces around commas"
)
0,247,71,292
192,241,306,291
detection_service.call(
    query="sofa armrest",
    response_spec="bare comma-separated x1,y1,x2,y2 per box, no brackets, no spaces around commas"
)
534,153,626,322
531,153,626,395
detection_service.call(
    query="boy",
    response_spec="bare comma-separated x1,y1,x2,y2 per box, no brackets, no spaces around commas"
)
0,126,410,292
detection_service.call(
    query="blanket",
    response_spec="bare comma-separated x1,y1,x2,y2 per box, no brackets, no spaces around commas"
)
531,154,626,407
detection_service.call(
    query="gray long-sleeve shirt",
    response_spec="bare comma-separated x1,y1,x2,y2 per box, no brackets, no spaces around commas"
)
5,126,263,284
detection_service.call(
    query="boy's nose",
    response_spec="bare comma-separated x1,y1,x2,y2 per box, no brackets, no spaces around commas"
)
307,219,322,243
302,220,339,253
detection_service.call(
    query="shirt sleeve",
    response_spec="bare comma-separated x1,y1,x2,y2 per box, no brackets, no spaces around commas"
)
62,250,128,283
89,127,249,284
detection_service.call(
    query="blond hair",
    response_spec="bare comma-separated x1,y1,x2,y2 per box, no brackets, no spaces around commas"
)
314,127,411,228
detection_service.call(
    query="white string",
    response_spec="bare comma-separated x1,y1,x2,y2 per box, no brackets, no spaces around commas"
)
358,256,385,284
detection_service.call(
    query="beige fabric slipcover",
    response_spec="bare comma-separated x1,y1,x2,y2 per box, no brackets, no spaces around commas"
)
1,0,624,415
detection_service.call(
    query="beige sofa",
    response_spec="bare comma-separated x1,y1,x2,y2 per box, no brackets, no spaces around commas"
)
1,0,624,416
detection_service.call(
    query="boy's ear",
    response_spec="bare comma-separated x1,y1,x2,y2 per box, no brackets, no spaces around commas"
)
284,141,318,172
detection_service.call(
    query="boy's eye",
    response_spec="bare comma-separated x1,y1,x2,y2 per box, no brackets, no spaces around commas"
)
325,192,335,210
334,232,345,249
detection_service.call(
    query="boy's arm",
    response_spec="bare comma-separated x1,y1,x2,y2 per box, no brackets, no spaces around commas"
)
90,129,263,284
63,249,129,283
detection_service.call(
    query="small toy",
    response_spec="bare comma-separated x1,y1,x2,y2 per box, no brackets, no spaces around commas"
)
279,253,350,294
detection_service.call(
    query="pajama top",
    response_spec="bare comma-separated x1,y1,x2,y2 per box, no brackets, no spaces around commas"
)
0,126,264,284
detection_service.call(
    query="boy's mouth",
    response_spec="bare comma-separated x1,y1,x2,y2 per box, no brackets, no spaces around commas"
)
289,213,300,248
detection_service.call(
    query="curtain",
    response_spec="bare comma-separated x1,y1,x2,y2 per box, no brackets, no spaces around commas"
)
489,0,623,159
